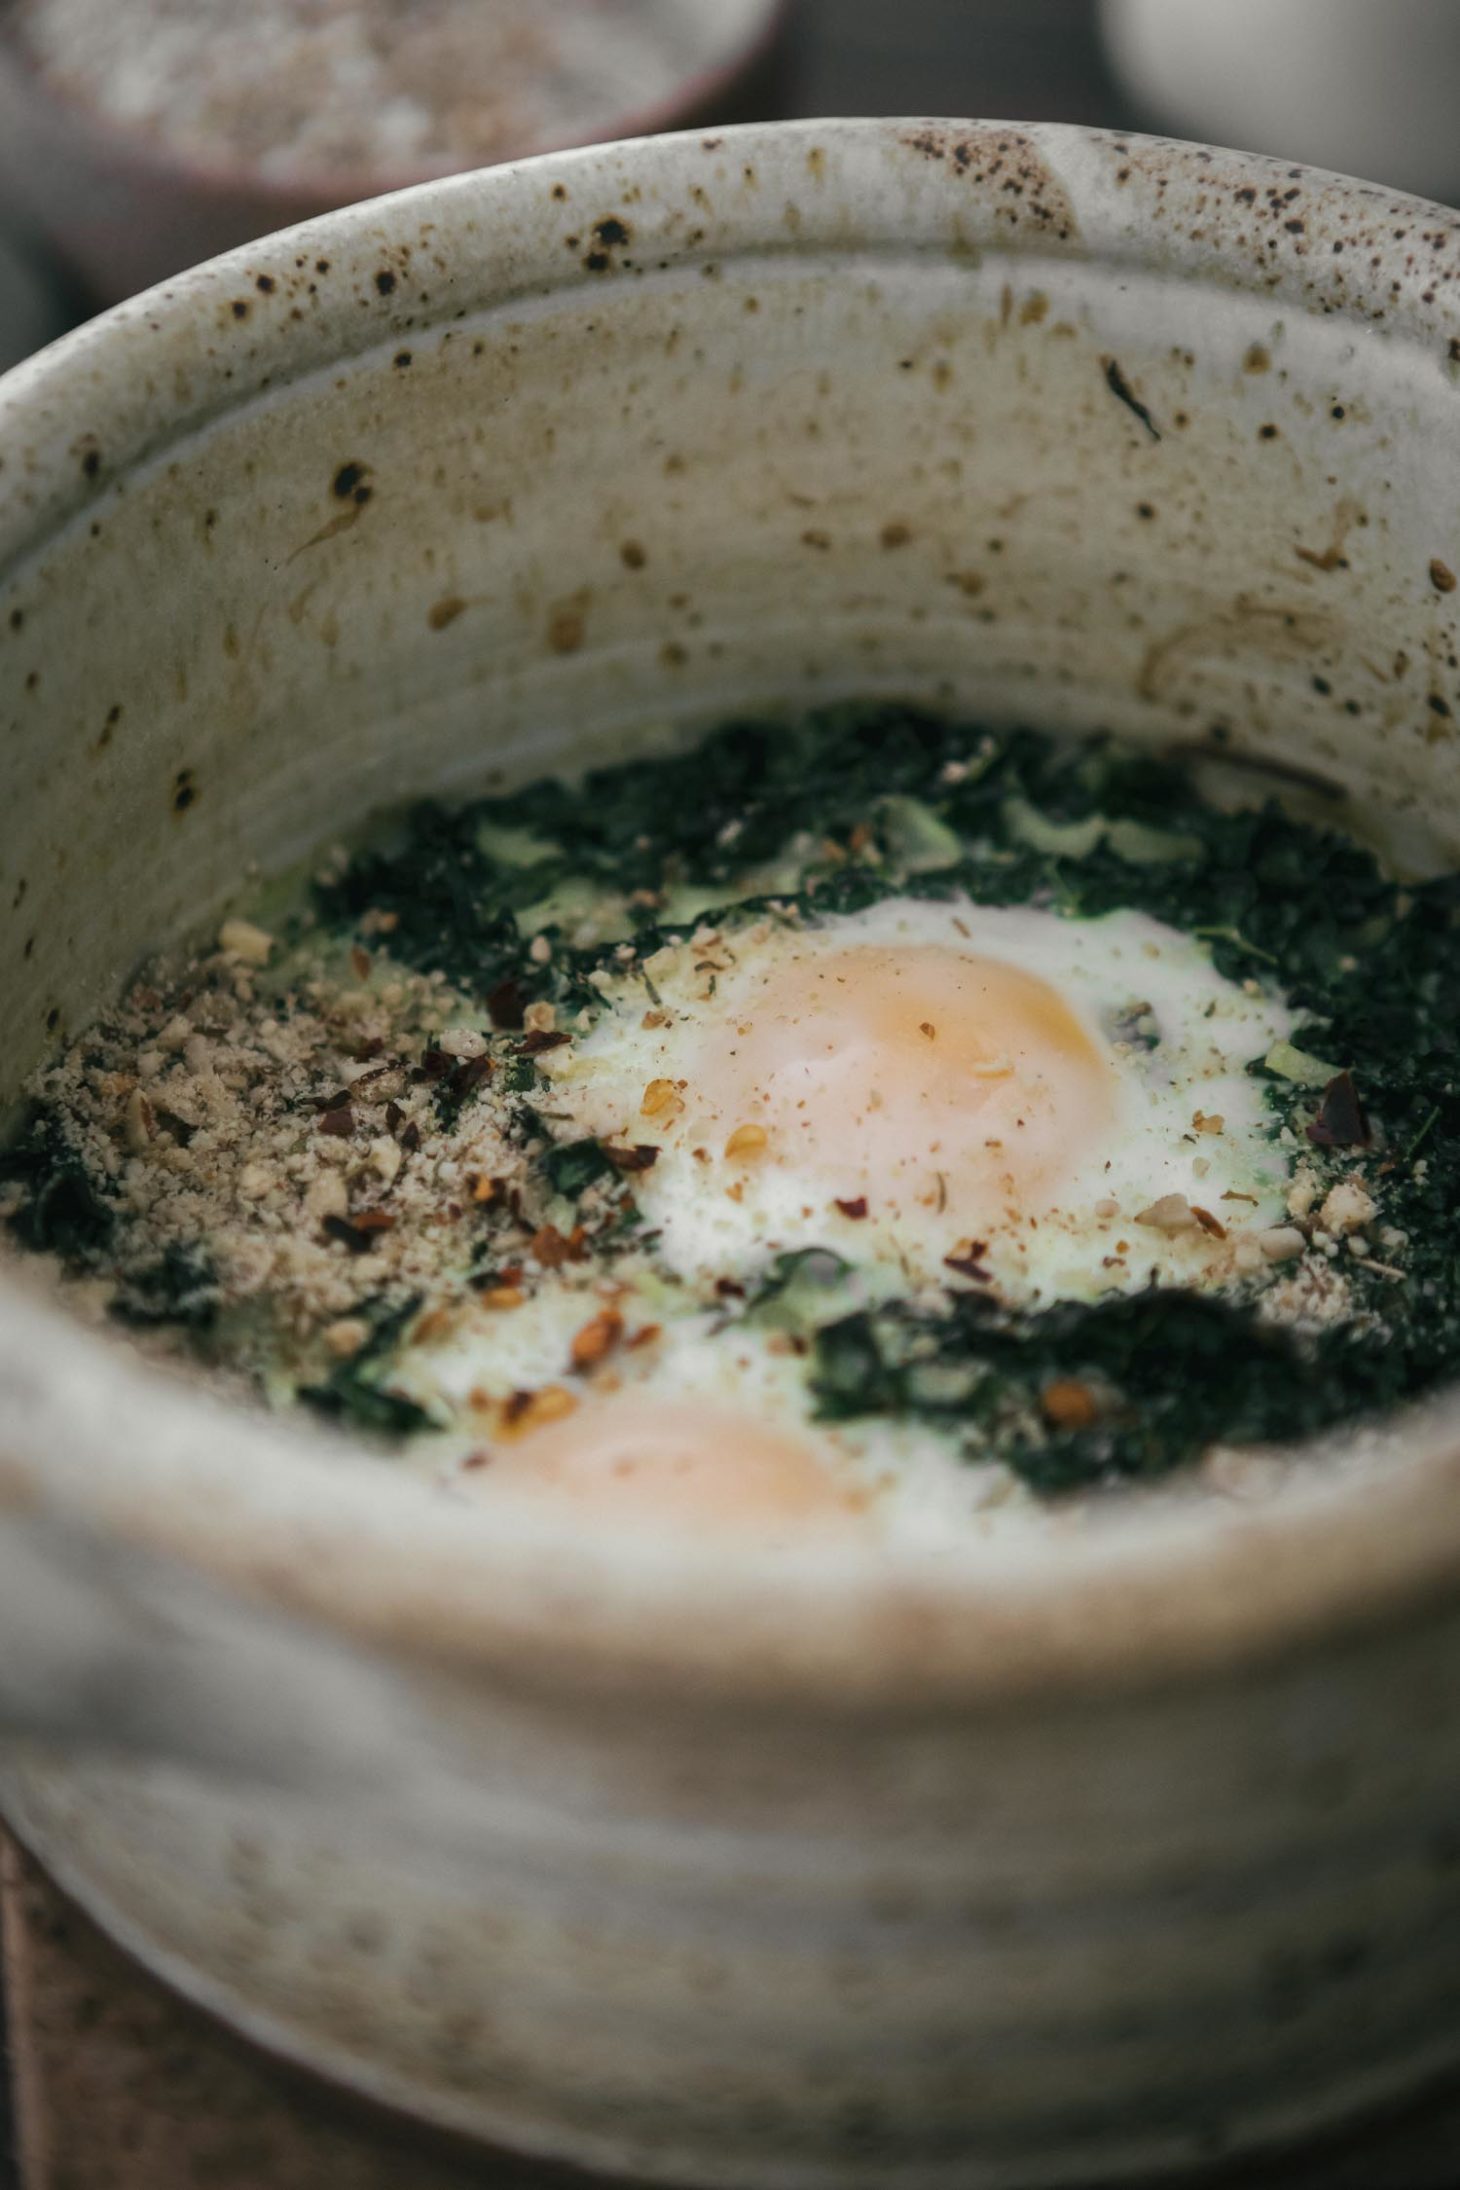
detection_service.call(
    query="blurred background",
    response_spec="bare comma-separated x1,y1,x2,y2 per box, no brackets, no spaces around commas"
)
4,0,1460,369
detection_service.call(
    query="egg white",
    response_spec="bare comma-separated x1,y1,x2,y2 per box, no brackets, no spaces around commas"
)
540,896,1296,1308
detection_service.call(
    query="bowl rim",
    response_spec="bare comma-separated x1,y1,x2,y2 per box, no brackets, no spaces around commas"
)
6,114,1460,1711
0,0,794,216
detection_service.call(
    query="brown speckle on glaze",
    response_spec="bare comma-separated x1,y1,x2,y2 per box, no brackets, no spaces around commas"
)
584,216,631,274
548,598,588,653
428,596,466,631
172,768,197,814
902,125,1080,240
332,461,370,502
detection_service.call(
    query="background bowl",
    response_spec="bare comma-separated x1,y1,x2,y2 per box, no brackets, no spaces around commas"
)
0,0,795,302
3,118,1460,2188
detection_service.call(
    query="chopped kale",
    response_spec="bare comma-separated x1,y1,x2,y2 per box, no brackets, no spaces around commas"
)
745,1248,855,1331
299,1294,435,1437
0,1110,113,1259
316,801,526,1003
811,1289,1415,1494
541,1136,618,1198
110,1243,218,1331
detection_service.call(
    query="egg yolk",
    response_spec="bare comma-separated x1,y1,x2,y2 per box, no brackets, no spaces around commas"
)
693,943,1114,1220
480,1395,858,1529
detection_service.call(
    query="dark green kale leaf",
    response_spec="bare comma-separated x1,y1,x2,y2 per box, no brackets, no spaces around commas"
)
540,1136,618,1199
811,1288,1409,1495
298,1294,435,1438
0,1110,113,1259
110,1243,218,1331
316,801,528,1004
745,1248,853,1330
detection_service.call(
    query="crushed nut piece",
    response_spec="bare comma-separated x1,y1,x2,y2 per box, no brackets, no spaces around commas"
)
122,1087,155,1153
438,1026,487,1059
323,1317,369,1358
218,917,273,965
1320,1178,1377,1239
570,1308,624,1371
498,1385,577,1438
368,1135,402,1186
1135,1193,1198,1232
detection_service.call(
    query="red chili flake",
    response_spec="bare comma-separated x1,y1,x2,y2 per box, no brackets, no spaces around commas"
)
1307,1070,1371,1149
417,1047,453,1081
835,1196,869,1219
603,1143,659,1173
530,1224,574,1269
519,1028,571,1057
626,1323,662,1349
322,1214,376,1255
318,1106,355,1137
487,977,526,1030
501,1389,534,1428
1191,1206,1227,1239
470,1262,524,1292
351,1209,395,1233
715,1276,747,1298
944,1242,993,1282
385,1100,404,1133
400,1120,422,1153
446,1053,494,1103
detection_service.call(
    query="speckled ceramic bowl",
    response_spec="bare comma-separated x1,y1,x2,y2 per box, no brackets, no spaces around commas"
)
4,121,1460,2190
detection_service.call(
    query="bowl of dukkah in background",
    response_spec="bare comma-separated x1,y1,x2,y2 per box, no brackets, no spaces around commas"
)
0,0,795,301
4,119,1460,2190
